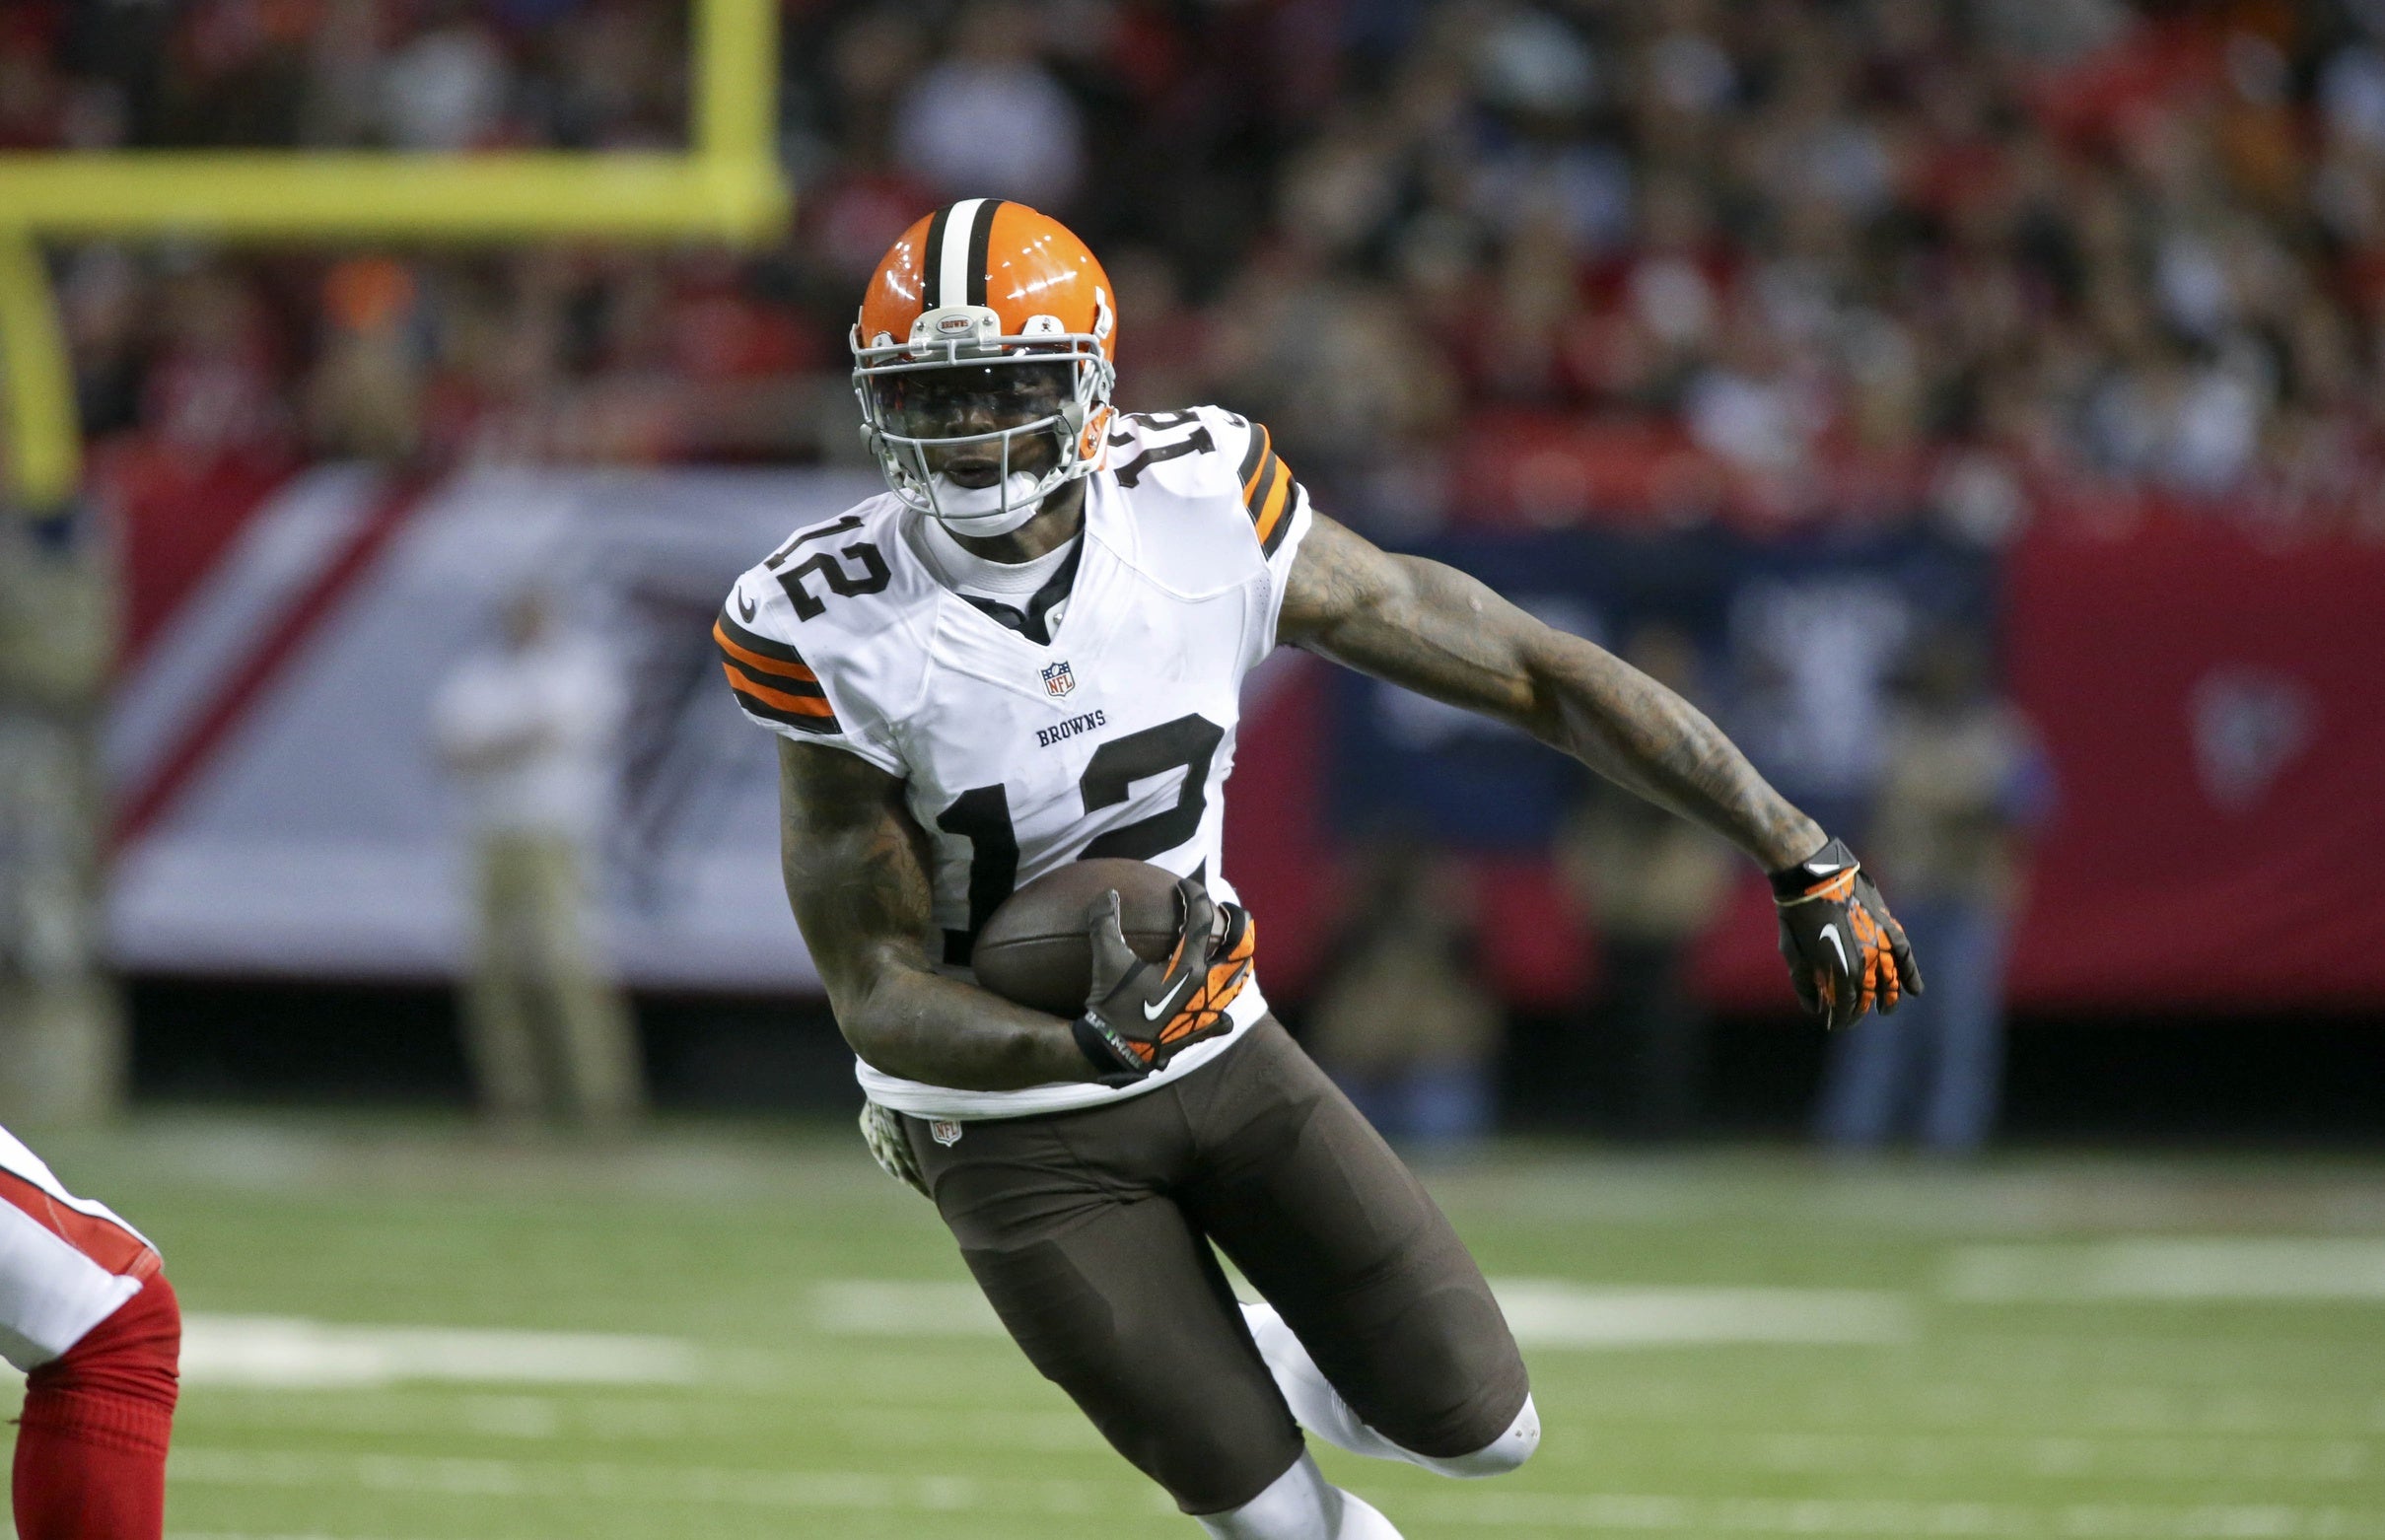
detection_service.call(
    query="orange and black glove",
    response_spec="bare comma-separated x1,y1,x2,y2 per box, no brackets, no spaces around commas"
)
1770,838,1923,1030
1072,877,1254,1085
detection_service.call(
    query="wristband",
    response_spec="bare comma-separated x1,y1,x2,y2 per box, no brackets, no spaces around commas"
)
1769,837,1858,902
1072,1012,1150,1080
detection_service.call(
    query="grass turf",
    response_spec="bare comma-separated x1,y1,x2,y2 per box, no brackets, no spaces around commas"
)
7,1116,2383,1539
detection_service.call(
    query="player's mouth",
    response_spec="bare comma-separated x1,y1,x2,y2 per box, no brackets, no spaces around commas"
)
938,453,1004,489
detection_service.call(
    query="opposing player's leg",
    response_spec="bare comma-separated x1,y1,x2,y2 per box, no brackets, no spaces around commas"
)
1179,1019,1536,1477
14,1274,181,1540
1,1129,179,1540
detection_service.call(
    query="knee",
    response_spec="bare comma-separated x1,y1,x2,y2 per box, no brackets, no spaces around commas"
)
1407,1393,1538,1479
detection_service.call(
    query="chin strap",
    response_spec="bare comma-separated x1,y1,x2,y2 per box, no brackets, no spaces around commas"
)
930,470,1050,535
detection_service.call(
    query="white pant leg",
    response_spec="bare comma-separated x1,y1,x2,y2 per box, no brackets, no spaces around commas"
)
0,1123,155,1371
1195,1452,1404,1540
1242,1301,1540,1478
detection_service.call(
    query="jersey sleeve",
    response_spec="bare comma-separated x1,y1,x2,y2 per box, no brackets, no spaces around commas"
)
1218,412,1314,661
713,578,906,775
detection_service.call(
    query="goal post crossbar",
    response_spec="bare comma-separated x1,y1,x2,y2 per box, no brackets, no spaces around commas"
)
0,0,787,508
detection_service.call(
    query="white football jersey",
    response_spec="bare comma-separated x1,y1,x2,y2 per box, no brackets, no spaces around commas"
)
718,405,1313,1119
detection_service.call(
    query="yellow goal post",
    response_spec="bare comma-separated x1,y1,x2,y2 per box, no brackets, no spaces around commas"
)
0,0,789,511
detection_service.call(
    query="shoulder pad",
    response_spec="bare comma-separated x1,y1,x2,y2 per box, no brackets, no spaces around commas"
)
1102,406,1245,500
715,494,933,758
1105,405,1299,559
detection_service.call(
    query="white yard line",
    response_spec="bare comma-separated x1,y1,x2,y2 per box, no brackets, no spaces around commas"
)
1491,1280,1914,1347
1407,1490,2385,1537
812,1279,1915,1348
168,1447,1164,1517
167,1450,2385,1536
1944,1240,2385,1302
179,1315,698,1389
812,1280,999,1336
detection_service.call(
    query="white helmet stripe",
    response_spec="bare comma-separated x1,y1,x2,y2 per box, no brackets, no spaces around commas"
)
937,198,989,313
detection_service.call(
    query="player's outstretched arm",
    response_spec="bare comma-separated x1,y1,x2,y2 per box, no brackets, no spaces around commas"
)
1277,514,1920,1026
1278,514,1824,868
776,738,1097,1089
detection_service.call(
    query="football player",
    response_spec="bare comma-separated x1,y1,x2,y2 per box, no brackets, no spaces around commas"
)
1,1125,180,1540
718,199,1920,1539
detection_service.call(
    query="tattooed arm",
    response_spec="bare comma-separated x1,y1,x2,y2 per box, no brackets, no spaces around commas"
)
777,738,1094,1089
1278,514,1825,870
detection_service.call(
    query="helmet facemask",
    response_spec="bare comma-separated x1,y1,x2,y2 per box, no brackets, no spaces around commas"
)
853,305,1115,538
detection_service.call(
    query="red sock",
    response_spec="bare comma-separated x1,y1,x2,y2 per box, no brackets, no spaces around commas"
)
13,1273,180,1540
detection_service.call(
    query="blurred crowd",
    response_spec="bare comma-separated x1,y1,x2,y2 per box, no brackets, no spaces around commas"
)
22,0,2385,538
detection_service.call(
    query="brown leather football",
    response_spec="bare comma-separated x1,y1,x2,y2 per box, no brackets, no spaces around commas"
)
969,859,1184,1015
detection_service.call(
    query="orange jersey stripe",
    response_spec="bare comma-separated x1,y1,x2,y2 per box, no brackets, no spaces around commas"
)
1252,458,1293,546
722,662,835,717
713,619,817,683
1240,425,1276,504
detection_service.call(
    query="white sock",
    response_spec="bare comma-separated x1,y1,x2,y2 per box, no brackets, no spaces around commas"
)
1195,1450,1404,1540
1415,1393,1539,1478
1240,1301,1541,1479
1240,1301,1413,1463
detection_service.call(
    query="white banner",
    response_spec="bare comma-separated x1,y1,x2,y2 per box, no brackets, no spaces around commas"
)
108,464,889,988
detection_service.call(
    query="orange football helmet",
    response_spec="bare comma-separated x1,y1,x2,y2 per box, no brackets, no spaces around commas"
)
851,199,1118,533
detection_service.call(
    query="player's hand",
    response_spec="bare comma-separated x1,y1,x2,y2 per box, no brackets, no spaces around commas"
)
1771,838,1923,1030
1072,877,1254,1085
859,1099,930,1198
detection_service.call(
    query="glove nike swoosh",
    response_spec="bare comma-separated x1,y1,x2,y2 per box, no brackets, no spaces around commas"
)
1820,923,1849,972
1142,973,1194,1021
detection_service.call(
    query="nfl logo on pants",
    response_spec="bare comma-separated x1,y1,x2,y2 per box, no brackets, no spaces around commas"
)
929,1120,963,1147
1041,660,1075,697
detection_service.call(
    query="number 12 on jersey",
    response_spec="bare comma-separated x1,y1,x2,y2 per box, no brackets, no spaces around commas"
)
936,713,1224,954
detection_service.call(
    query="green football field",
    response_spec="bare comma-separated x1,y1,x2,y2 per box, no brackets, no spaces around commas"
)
8,1116,2383,1539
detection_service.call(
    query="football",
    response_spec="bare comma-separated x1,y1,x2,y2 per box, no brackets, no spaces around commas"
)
970,859,1185,1015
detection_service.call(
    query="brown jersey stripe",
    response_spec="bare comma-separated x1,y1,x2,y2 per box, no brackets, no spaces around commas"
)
726,678,842,735
1238,424,1274,505
733,689,843,735
1258,480,1300,559
722,662,835,716
716,607,810,670
713,618,819,687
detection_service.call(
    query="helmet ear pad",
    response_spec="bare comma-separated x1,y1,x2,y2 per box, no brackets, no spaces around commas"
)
1075,401,1114,465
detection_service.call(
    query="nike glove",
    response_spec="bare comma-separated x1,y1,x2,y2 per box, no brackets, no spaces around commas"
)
859,1099,929,1198
1771,838,1924,1031
1072,877,1255,1085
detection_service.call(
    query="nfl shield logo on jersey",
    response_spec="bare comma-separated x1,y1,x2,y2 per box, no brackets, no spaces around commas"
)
929,1120,963,1147
1041,661,1076,698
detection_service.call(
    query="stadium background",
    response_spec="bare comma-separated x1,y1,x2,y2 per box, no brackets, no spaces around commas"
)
14,0,2375,1133
2,2,2383,1537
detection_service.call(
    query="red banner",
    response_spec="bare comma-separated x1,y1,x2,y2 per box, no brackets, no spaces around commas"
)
1998,520,2385,1010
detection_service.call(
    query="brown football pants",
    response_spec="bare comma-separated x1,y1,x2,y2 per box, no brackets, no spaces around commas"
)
902,1016,1530,1514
